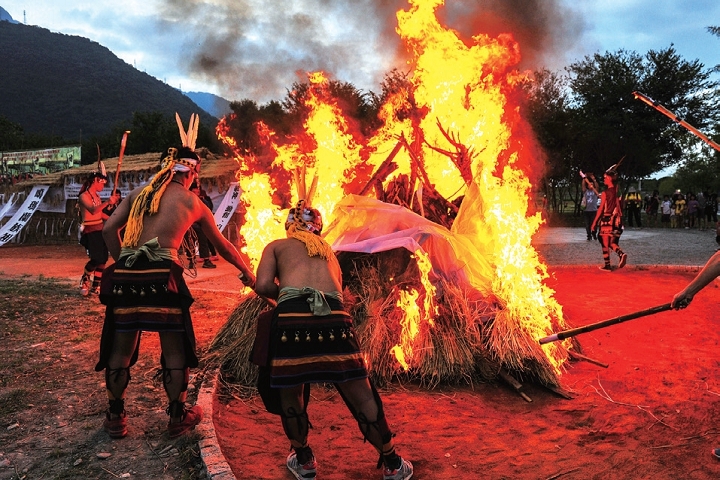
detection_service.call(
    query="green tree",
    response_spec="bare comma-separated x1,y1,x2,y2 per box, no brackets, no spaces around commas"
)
80,111,220,165
524,69,577,211
567,47,719,183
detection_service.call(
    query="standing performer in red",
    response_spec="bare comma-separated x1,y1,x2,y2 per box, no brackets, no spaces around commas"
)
78,168,121,295
591,165,628,271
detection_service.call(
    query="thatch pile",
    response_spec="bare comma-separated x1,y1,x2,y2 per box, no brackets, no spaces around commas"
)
207,247,569,390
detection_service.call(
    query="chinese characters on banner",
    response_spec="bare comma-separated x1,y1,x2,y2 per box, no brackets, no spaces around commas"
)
213,183,241,233
0,186,50,246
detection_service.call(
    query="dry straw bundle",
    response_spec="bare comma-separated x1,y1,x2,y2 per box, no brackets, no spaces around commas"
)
207,248,565,389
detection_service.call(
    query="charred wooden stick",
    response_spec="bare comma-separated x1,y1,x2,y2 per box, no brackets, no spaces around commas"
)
358,140,402,196
398,134,433,189
113,130,130,196
538,303,673,345
498,368,532,402
567,350,608,368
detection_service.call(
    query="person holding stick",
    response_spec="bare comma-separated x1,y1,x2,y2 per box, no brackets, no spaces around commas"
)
78,166,121,295
591,165,628,271
670,252,720,458
254,196,413,480
671,252,720,310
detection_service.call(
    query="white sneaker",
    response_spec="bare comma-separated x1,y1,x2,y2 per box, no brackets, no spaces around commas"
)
286,451,317,479
383,457,413,480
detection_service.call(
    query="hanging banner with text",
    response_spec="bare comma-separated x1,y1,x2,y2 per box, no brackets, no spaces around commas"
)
0,185,50,246
213,182,242,233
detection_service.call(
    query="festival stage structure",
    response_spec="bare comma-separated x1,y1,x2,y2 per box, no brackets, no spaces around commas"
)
208,0,578,394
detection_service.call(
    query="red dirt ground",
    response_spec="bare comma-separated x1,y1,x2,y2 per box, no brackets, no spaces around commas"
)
213,267,720,480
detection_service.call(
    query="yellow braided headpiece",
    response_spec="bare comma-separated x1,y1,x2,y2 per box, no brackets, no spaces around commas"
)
285,200,333,259
121,147,199,248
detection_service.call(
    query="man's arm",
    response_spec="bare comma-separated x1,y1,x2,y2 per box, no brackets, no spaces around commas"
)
255,242,279,300
79,191,119,216
196,205,256,287
672,251,720,308
102,193,132,260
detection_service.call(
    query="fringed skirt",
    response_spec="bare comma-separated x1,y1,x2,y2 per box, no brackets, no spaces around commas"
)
95,257,197,371
268,296,368,388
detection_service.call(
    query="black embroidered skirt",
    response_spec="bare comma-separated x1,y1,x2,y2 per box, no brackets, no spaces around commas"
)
268,296,368,388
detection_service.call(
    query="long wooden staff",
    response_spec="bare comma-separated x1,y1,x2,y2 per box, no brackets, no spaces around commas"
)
113,130,131,195
538,303,674,345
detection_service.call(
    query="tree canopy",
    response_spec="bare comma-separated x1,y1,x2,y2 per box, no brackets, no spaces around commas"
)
526,46,720,204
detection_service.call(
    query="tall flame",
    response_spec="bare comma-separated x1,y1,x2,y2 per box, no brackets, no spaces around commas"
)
218,0,569,377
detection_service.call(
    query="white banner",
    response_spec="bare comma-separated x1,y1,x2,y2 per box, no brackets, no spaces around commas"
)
0,185,50,246
0,193,18,219
213,182,242,232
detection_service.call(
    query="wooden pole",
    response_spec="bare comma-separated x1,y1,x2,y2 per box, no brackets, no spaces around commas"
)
538,303,673,344
113,131,130,195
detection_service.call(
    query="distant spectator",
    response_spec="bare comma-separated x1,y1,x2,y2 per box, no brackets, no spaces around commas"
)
624,186,643,228
660,195,672,228
707,193,718,225
645,190,660,228
581,172,600,240
697,192,708,230
686,194,700,229
672,190,686,229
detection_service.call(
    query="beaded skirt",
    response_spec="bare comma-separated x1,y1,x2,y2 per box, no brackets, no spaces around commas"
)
268,295,368,388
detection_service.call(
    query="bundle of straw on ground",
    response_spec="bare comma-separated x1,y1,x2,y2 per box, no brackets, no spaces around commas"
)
207,248,568,389
205,292,268,386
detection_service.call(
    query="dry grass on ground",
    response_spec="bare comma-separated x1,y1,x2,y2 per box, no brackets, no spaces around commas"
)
0,275,206,480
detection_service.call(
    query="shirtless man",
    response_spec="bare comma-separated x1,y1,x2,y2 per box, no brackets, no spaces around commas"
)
255,200,413,480
97,146,255,439
78,171,120,295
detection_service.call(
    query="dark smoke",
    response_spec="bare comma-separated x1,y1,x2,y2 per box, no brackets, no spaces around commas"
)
157,0,585,102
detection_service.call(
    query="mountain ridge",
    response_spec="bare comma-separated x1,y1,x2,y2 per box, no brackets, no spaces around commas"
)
0,20,221,139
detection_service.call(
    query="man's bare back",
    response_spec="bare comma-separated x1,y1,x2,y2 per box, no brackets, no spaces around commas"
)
255,238,342,300
103,177,255,282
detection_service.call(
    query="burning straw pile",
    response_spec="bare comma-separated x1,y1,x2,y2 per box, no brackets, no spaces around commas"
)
207,244,570,390
206,2,576,391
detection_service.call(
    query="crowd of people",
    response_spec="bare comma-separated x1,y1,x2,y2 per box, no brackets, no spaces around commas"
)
578,168,720,272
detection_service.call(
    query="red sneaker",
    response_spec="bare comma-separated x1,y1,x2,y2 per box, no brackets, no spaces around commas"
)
168,405,203,438
103,411,128,439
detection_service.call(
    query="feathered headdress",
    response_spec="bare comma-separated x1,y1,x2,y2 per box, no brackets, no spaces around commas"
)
605,156,625,178
172,113,201,174
79,146,108,195
285,166,333,259
121,113,201,248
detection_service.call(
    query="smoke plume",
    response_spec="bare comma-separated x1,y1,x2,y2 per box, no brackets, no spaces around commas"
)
157,0,585,103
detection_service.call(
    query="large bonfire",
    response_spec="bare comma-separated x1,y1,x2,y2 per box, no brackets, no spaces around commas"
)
208,0,574,390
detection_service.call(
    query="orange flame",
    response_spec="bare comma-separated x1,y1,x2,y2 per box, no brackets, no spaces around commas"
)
218,0,569,375
391,288,422,371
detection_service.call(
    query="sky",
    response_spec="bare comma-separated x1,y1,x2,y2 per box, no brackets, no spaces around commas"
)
1,0,719,105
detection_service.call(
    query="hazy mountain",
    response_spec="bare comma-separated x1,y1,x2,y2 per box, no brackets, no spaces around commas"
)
0,20,216,139
0,6,17,24
185,91,232,119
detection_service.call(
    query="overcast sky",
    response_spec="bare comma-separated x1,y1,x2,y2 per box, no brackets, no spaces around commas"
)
2,0,718,104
